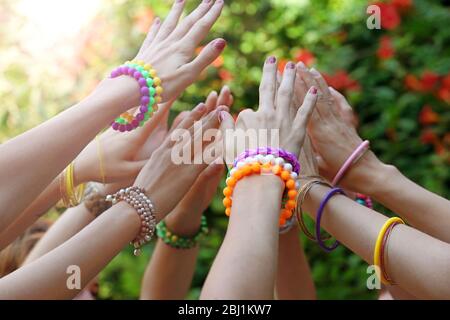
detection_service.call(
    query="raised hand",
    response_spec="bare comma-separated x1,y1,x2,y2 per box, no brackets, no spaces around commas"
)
134,0,226,103
220,57,318,166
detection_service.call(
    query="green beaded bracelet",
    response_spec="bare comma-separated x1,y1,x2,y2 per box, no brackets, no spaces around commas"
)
156,216,208,249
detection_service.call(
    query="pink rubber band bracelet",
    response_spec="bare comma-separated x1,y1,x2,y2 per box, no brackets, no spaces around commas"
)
331,140,370,186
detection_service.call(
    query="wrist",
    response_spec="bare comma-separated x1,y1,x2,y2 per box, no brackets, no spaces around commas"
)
164,208,204,237
369,164,402,201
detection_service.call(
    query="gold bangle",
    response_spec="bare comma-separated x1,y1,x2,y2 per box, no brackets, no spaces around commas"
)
295,178,333,241
95,135,106,185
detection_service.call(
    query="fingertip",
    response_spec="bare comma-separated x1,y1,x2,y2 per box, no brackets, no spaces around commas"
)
214,38,227,51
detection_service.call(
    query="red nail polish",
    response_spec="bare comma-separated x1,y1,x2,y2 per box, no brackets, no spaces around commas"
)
287,62,295,69
214,39,226,50
267,56,276,64
311,87,318,94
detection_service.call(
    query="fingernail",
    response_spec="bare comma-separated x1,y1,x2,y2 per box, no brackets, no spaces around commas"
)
197,104,206,112
177,0,184,3
154,17,160,24
218,111,227,123
310,86,318,94
203,0,212,3
297,62,306,69
214,39,226,50
310,68,320,76
266,56,276,64
287,62,295,69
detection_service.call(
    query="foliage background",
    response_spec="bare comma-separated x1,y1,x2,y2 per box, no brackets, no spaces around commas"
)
0,0,449,299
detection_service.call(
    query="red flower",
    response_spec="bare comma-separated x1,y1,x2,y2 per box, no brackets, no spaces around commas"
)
278,59,288,74
392,0,413,12
441,74,450,89
218,69,233,82
323,70,361,91
377,36,395,60
373,2,401,30
420,129,438,144
295,49,315,66
420,71,440,92
404,74,423,91
419,105,439,126
437,87,450,104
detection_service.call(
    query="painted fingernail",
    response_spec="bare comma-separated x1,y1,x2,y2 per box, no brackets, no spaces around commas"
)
287,61,295,69
267,56,276,64
214,39,226,50
310,86,318,94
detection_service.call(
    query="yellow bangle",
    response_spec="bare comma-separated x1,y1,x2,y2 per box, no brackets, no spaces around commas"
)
61,162,85,207
95,135,106,185
373,217,405,285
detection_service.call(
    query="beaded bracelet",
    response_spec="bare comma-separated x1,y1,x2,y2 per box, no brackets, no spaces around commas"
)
110,60,163,132
156,216,208,249
295,178,333,241
316,187,346,252
223,157,300,227
233,147,301,174
355,193,373,209
106,186,157,256
373,217,405,285
59,162,86,207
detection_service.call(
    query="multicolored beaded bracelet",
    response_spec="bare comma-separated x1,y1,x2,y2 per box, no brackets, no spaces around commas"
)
233,147,301,174
109,60,163,132
156,216,208,249
223,156,301,227
355,193,373,209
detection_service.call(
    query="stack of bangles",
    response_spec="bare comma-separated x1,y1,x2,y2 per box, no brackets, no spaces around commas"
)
223,147,301,228
374,217,405,285
59,162,86,207
156,216,209,249
109,60,163,132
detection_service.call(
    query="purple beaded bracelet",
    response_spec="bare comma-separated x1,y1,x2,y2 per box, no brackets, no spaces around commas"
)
233,147,301,174
316,187,346,252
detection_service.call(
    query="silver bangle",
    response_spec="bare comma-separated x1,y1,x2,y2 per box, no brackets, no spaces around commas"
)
106,186,156,256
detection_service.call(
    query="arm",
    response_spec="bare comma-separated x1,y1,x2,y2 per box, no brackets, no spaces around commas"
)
302,183,450,299
275,226,316,300
297,65,450,243
201,175,284,299
0,0,226,235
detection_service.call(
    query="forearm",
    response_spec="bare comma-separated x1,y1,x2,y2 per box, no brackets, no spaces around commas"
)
140,209,203,300
0,201,140,299
23,204,95,265
303,184,450,299
0,177,61,250
276,227,316,300
369,164,450,243
0,77,139,233
201,175,283,300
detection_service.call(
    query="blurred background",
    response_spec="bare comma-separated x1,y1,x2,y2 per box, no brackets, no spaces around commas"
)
0,0,449,299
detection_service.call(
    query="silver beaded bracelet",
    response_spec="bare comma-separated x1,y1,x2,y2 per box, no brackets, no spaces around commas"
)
106,186,156,256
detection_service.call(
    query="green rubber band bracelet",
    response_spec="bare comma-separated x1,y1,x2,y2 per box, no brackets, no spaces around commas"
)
156,215,208,249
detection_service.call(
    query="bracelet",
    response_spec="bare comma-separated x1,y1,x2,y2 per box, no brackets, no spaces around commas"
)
84,191,112,218
295,178,333,241
374,217,405,285
279,215,296,234
355,193,373,209
316,187,346,252
156,216,208,249
59,162,86,207
110,60,163,132
106,186,157,256
95,135,106,185
233,147,301,174
331,140,370,186
223,155,300,226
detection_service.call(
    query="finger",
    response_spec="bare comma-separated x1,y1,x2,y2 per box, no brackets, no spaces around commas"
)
205,90,218,112
178,38,226,77
137,99,174,139
258,56,278,112
180,0,225,52
217,85,233,107
122,159,148,177
137,17,161,56
195,157,224,186
170,111,189,133
173,103,207,131
276,61,296,117
293,87,318,146
154,0,186,43
310,68,340,117
218,110,235,167
168,0,215,41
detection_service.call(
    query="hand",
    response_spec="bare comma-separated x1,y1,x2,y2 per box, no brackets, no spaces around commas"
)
133,102,229,219
296,64,386,193
219,57,318,166
134,0,226,103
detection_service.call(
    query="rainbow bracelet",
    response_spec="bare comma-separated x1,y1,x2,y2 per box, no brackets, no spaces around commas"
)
233,147,301,174
110,60,163,132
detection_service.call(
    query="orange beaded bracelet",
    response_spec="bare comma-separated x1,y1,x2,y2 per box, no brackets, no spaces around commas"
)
223,161,299,226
